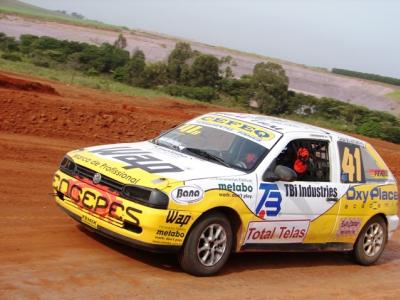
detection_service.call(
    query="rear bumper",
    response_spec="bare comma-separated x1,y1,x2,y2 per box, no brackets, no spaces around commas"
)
387,215,399,240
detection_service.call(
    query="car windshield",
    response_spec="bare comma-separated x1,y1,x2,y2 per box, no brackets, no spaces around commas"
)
153,124,268,171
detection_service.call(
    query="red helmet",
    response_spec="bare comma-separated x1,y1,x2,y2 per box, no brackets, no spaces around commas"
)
294,147,309,174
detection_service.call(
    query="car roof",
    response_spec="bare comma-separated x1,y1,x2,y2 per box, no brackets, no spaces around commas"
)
211,112,367,145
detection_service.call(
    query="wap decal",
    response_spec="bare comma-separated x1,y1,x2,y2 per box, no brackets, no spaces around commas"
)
255,183,282,218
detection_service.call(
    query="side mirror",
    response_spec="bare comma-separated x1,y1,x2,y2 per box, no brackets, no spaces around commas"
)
263,165,297,182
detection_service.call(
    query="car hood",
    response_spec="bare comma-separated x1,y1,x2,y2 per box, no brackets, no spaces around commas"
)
67,141,245,188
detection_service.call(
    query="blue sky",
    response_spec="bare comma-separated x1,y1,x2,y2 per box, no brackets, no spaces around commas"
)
24,0,400,77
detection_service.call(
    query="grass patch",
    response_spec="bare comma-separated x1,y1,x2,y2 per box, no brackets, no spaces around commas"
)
386,90,400,102
283,114,357,133
0,0,122,31
0,56,173,98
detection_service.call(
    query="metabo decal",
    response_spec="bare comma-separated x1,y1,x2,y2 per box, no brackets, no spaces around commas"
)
90,146,183,173
218,178,255,200
165,210,191,227
53,174,142,225
245,220,310,244
198,115,274,142
155,229,185,238
337,218,362,236
218,183,253,193
256,183,282,218
346,186,398,202
284,184,338,198
171,186,203,204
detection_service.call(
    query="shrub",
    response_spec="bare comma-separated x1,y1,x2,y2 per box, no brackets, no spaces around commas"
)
162,84,216,101
1,52,22,61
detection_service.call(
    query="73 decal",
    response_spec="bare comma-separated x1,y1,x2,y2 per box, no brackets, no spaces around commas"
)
255,183,282,218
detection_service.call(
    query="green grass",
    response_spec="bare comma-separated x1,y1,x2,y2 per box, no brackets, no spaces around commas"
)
386,90,400,102
0,56,173,98
0,0,122,31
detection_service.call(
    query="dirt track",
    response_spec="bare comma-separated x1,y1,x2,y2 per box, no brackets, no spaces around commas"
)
0,72,399,299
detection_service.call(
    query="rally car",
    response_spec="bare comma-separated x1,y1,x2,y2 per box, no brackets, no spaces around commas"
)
52,112,398,276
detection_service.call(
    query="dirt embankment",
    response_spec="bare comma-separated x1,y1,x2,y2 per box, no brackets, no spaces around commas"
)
0,73,59,95
0,72,399,299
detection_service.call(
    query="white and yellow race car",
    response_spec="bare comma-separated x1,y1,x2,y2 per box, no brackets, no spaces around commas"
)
53,112,398,276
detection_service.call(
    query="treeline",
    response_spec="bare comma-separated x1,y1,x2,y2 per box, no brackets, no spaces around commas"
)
332,68,400,86
285,93,400,143
1,32,399,143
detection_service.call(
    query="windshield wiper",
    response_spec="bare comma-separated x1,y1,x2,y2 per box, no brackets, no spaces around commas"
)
183,147,231,168
152,139,181,151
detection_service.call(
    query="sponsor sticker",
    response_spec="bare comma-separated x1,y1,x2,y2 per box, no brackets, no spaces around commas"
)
337,218,362,236
165,210,191,227
171,186,203,204
81,214,98,229
367,169,388,179
244,220,310,244
346,186,398,202
218,181,254,200
284,183,338,198
198,115,275,142
90,146,183,173
256,183,282,218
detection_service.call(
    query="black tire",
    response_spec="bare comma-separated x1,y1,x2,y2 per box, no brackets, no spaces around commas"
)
178,211,233,276
353,216,387,265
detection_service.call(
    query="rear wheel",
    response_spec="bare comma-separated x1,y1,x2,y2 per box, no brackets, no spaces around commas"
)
353,216,387,265
179,212,232,276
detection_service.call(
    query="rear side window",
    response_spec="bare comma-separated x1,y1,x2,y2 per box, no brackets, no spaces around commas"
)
362,144,392,182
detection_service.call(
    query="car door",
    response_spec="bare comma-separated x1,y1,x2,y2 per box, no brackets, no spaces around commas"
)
246,133,345,247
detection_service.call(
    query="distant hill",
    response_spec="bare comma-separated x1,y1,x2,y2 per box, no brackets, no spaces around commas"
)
0,0,121,30
1,0,399,116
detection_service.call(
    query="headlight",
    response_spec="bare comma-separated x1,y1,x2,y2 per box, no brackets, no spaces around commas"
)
122,185,169,209
60,156,76,176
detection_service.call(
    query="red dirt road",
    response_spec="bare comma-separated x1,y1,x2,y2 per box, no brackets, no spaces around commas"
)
0,72,399,299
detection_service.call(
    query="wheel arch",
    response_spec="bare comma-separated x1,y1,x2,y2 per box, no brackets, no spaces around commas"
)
354,213,388,247
367,213,388,238
185,206,243,252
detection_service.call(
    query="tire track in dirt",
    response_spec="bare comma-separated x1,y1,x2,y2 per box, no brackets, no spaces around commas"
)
0,72,399,299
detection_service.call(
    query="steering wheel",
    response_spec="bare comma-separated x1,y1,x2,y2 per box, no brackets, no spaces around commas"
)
235,161,247,169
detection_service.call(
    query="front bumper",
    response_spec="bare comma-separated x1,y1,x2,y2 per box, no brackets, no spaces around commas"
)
56,202,180,253
53,170,195,252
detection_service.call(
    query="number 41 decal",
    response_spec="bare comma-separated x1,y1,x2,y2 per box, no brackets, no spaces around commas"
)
338,142,365,183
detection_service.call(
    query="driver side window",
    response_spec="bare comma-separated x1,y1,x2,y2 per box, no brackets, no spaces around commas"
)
275,139,330,182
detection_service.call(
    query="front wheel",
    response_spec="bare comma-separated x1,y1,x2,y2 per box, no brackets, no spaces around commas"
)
353,216,387,265
179,212,232,276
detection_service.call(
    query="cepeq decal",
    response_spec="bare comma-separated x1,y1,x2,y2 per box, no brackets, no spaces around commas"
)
244,220,310,244
171,186,204,204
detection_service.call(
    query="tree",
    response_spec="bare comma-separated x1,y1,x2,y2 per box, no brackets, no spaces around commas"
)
167,42,193,84
114,33,127,50
0,33,19,52
19,34,39,53
130,49,146,78
113,49,146,84
138,62,169,88
190,54,220,87
251,62,289,114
